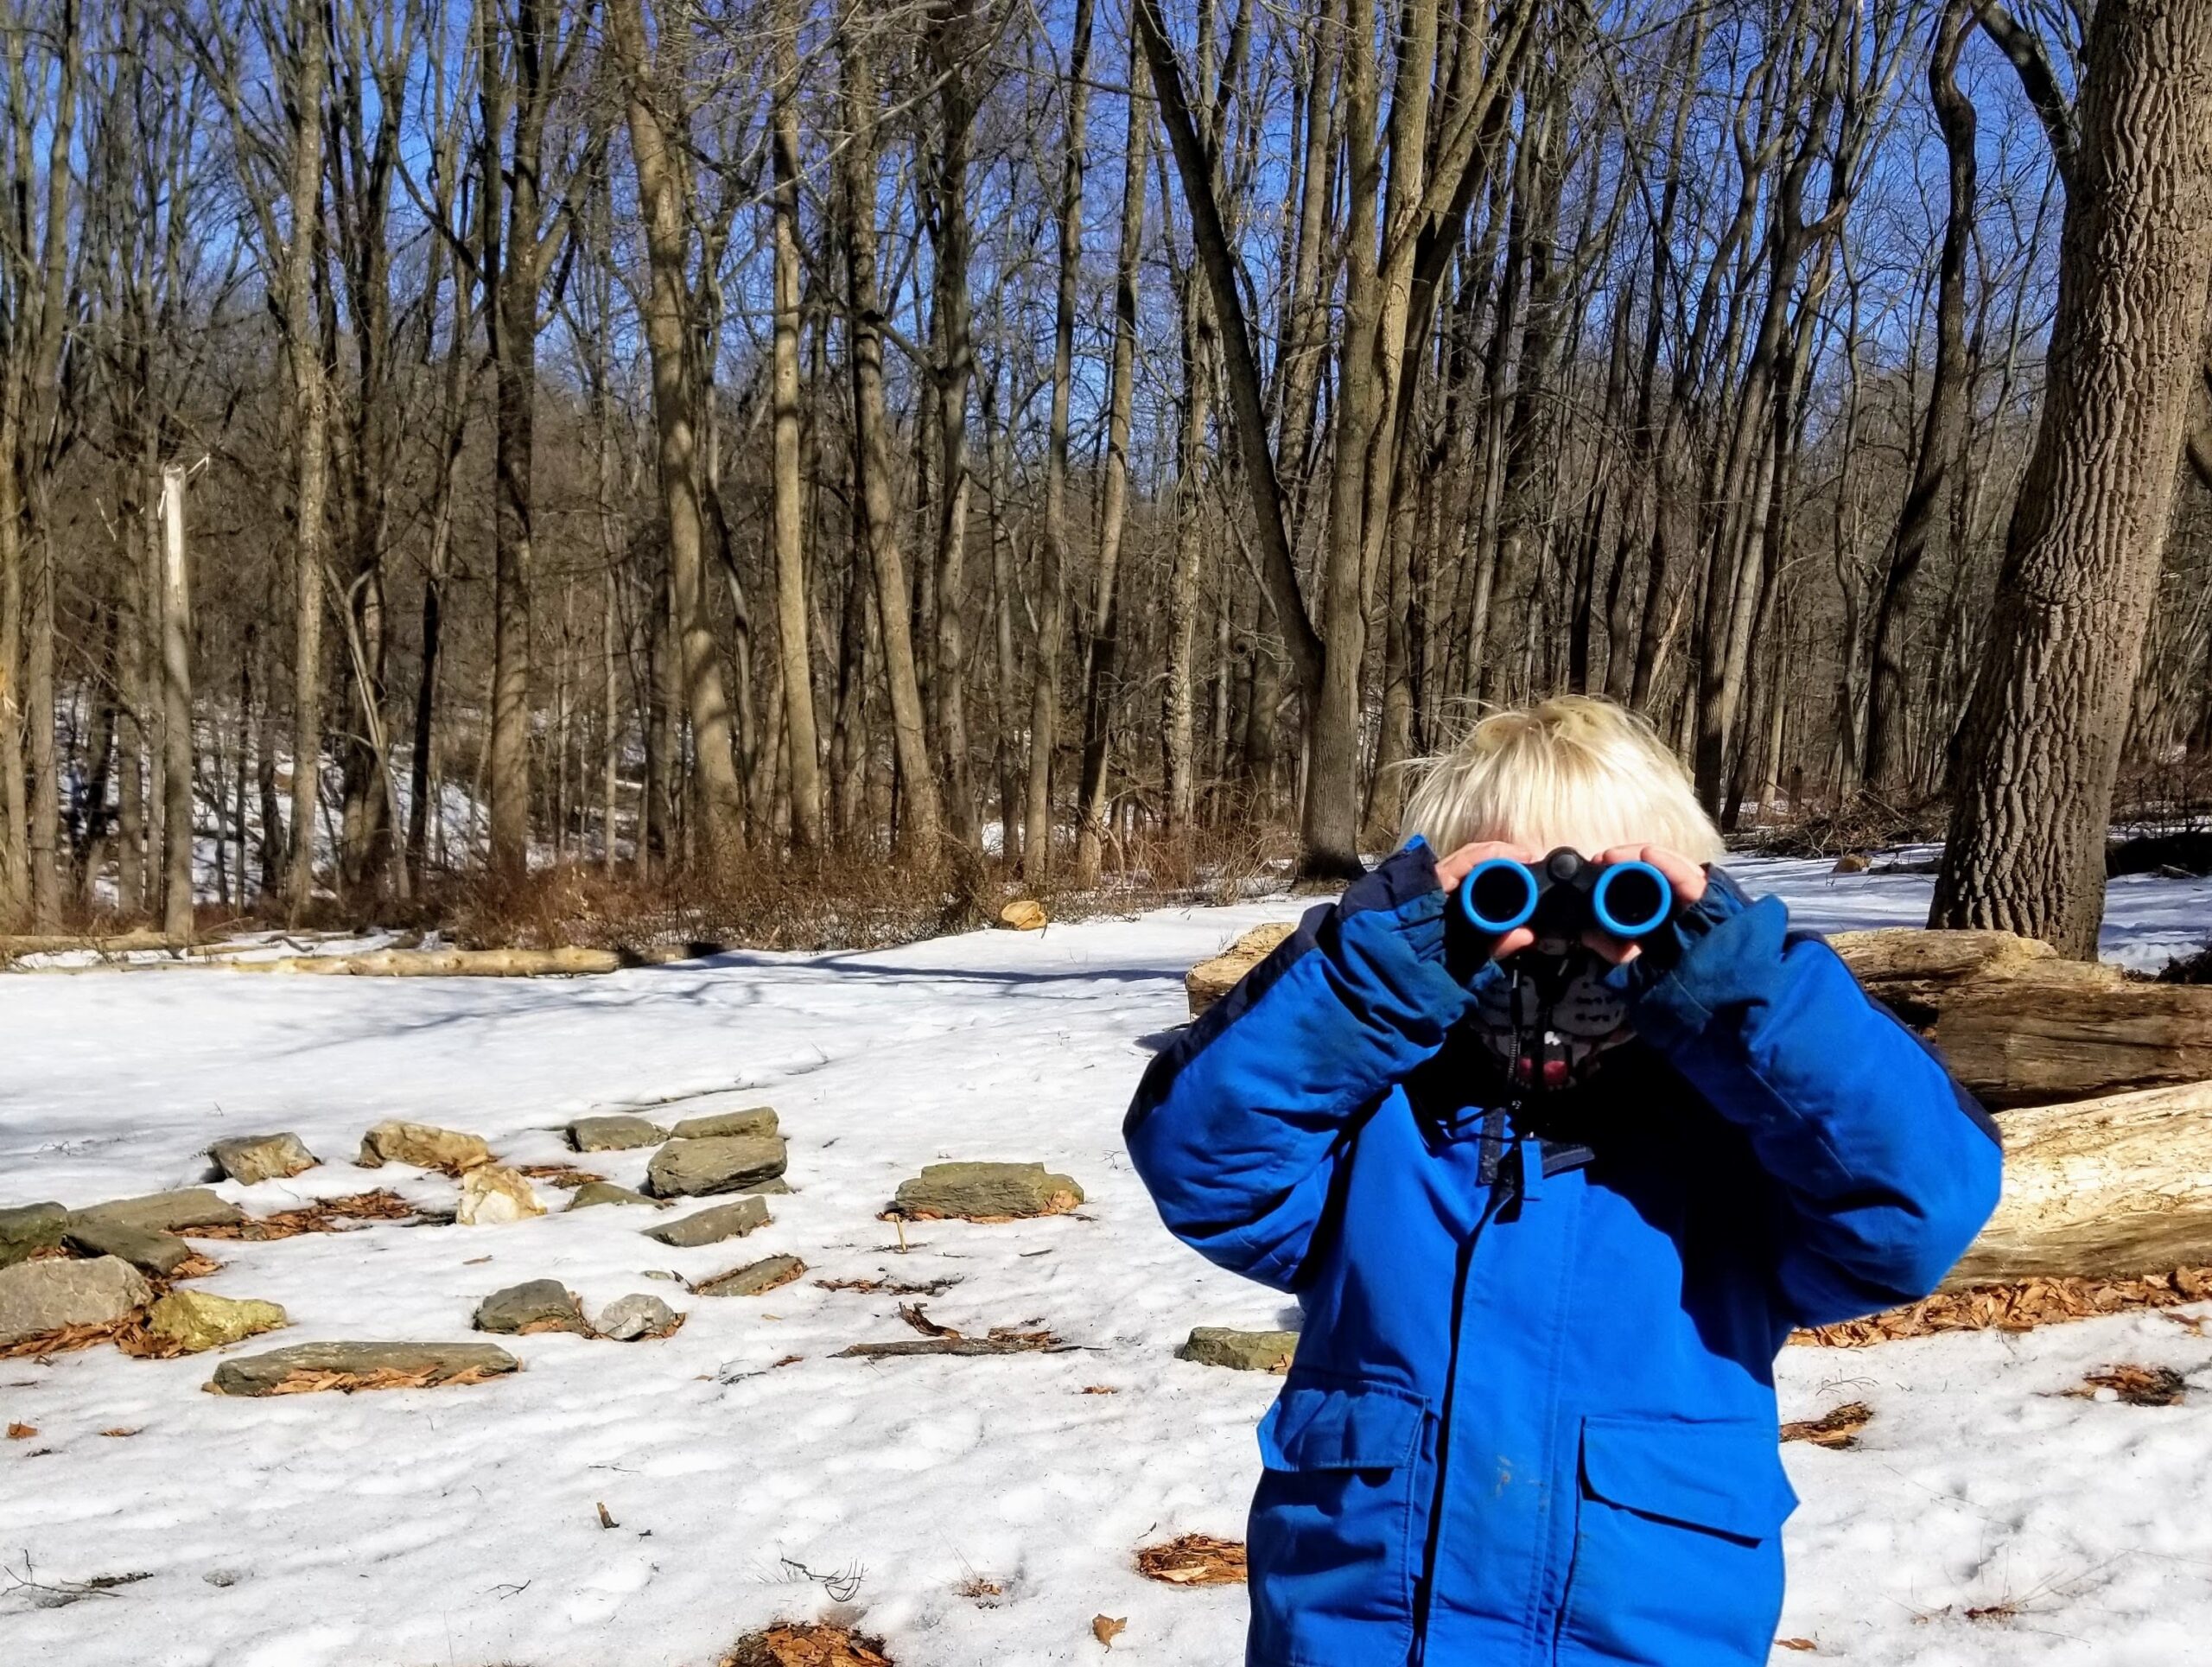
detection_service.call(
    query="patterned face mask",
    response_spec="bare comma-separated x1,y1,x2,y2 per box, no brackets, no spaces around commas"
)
1465,948,1634,1094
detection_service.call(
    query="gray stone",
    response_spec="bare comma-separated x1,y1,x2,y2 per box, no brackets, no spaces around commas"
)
0,1256,154,1346
207,1340,519,1396
61,1218,195,1277
694,1254,807,1298
565,1181,662,1212
207,1132,319,1186
0,1203,67,1269
668,1106,779,1142
889,1162,1084,1221
473,1280,589,1336
1179,1327,1300,1373
72,1188,245,1235
565,1115,667,1153
642,1195,772,1248
644,1134,787,1199
594,1294,682,1340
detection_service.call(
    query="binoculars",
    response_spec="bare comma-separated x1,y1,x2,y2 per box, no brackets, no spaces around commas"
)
1455,848,1675,944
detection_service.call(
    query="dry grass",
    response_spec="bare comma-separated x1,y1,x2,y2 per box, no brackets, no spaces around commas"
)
721,1624,895,1666
1733,789,1950,861
1794,1264,2212,1347
189,1190,419,1241
1135,1534,1248,1587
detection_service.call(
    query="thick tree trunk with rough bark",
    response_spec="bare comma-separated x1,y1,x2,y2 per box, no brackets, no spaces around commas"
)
1933,0,2212,958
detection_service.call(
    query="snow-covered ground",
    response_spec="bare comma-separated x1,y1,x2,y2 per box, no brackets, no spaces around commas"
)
3,856,2210,1667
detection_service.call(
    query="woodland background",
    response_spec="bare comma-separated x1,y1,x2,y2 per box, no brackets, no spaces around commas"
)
1,0,2209,955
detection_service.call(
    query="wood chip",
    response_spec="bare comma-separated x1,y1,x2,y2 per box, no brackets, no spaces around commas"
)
1136,1533,1248,1587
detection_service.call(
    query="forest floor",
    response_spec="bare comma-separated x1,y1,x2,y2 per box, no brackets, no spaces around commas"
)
4,856,2212,1666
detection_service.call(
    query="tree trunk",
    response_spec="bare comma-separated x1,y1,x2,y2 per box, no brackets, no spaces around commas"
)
1073,32,1148,884
608,0,749,868
1933,0,2212,958
158,465,194,939
1021,0,1093,881
1865,0,1976,792
839,10,941,858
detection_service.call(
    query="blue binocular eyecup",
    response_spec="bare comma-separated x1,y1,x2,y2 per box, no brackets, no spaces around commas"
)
1456,848,1675,942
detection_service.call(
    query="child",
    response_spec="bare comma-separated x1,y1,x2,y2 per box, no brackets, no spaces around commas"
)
1126,697,2001,1667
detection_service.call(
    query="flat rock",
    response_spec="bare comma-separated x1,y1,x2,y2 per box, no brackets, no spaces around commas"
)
594,1294,683,1340
207,1132,319,1186
0,1203,67,1269
645,1134,788,1199
455,1165,545,1225
0,1256,154,1346
62,1218,195,1277
207,1340,519,1397
695,1254,807,1297
565,1181,662,1211
890,1162,1084,1221
357,1120,493,1174
566,1115,667,1153
1179,1327,1300,1373
147,1290,288,1352
643,1195,772,1248
667,1106,779,1142
73,1188,245,1235
473,1280,589,1336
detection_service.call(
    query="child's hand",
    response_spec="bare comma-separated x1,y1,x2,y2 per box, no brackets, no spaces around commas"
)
1433,841,1544,961
1583,844,1708,966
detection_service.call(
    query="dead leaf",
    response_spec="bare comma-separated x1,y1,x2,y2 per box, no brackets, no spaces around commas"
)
1136,1533,1247,1587
98,1428,139,1438
6,1422,35,1440
1781,1401,1872,1449
1795,1263,2212,1347
1092,1615,1127,1647
2070,1364,2188,1406
1776,1640,1818,1653
255,1364,500,1395
188,1190,419,1241
597,1501,619,1530
721,1623,895,1666
1081,1384,1119,1395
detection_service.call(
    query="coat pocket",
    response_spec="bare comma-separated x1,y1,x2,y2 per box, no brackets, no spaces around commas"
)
1556,1415,1798,1666
1248,1378,1431,1664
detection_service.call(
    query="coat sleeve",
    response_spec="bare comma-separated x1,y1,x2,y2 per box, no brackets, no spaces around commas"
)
1123,842,1472,1291
1626,871,2004,1327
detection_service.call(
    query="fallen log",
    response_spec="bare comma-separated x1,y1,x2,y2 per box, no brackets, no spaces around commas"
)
1947,1079,2212,1286
1928,983,2212,1109
1185,922,1298,1018
225,947,620,978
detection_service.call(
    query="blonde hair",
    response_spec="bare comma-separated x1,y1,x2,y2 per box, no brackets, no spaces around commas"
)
1400,696,1725,863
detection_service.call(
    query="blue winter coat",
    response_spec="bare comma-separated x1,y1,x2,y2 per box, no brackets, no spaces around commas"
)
1126,843,2002,1666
